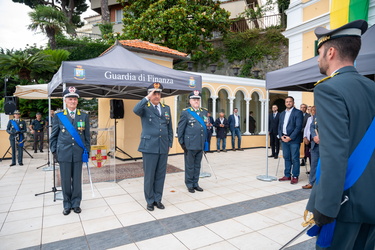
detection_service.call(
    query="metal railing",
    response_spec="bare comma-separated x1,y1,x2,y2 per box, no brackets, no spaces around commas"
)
231,13,284,32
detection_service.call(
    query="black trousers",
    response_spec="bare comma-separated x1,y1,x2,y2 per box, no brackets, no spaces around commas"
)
270,132,280,156
33,131,44,151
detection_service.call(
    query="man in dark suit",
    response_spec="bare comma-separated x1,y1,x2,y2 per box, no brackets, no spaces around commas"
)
278,96,303,184
306,20,375,249
205,112,214,152
133,83,173,211
268,105,280,159
6,110,27,166
214,111,229,152
300,103,311,166
228,108,243,151
178,90,208,193
50,87,90,215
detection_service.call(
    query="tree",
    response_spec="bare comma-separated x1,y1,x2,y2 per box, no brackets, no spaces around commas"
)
13,0,88,34
28,5,71,50
119,0,231,58
0,51,55,82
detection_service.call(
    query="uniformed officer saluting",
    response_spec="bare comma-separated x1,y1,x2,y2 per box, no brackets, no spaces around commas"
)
29,112,47,153
133,82,173,211
177,90,208,193
50,87,90,216
6,110,27,166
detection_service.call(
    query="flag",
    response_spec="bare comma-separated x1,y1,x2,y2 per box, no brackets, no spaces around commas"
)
330,0,369,29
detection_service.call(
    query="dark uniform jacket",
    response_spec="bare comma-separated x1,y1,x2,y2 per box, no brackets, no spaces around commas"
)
133,98,173,154
178,107,208,151
7,119,27,140
214,117,229,139
31,119,46,132
307,66,375,224
50,109,90,162
278,108,303,144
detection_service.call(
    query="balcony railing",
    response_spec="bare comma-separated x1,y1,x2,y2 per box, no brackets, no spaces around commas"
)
231,13,284,32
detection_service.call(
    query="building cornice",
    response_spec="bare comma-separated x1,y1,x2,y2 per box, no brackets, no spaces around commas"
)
282,13,330,38
186,72,265,88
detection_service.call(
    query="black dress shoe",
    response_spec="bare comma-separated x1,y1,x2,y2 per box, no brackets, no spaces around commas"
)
188,187,195,193
153,202,165,209
73,207,81,213
40,150,44,153
19,163,23,166
194,186,204,192
268,155,274,158
10,163,16,167
63,208,71,215
147,204,154,211
34,151,37,153
274,156,278,159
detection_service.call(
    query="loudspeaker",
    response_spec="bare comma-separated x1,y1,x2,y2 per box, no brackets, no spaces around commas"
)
4,96,19,115
110,99,124,119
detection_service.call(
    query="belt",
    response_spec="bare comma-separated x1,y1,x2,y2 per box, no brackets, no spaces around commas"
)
36,130,42,132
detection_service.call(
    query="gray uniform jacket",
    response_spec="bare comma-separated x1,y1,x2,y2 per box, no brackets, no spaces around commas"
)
133,98,173,154
50,109,90,162
307,66,375,224
177,107,208,151
7,119,27,140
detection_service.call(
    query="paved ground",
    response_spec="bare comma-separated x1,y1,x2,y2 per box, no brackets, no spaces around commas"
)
0,148,316,249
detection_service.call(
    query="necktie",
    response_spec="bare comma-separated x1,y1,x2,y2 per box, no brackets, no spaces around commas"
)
155,105,160,115
70,111,75,119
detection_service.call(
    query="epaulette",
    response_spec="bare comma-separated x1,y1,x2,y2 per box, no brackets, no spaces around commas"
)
201,107,208,111
183,107,190,111
314,72,339,86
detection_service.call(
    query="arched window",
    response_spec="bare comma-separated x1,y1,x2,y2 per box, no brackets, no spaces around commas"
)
234,91,246,133
250,92,261,134
216,89,230,118
201,88,213,113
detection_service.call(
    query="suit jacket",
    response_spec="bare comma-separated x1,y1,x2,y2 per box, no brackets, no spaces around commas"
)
7,119,27,140
133,98,173,154
228,114,240,131
207,116,214,133
307,66,375,224
50,109,90,162
268,112,280,134
177,107,208,151
214,117,229,139
310,116,318,150
302,113,311,130
278,108,303,144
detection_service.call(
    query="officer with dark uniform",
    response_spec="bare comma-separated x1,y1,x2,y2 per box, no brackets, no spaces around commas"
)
6,110,26,166
29,112,47,153
133,82,173,211
306,20,375,249
177,90,208,193
50,87,90,215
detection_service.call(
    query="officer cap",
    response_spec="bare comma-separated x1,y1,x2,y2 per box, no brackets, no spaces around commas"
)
147,82,163,93
63,86,80,98
189,90,201,99
13,110,20,114
315,19,368,50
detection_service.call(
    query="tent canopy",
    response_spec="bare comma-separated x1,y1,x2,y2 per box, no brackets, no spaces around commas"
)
266,25,375,91
14,84,49,99
48,44,202,99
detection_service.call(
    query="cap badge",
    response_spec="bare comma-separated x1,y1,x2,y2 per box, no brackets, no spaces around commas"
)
194,90,200,96
68,86,76,93
153,83,160,89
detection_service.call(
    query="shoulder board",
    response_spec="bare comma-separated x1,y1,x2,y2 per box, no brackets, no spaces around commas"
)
183,108,190,111
78,109,88,114
20,119,23,121
201,107,208,111
314,72,339,86
161,103,168,108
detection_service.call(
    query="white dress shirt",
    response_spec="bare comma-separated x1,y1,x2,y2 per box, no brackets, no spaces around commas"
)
234,114,239,127
304,116,313,141
282,107,294,135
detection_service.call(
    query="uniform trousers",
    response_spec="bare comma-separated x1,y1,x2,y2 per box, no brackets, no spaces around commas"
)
142,153,168,205
59,161,83,209
269,132,280,156
309,145,319,185
184,150,203,188
10,137,23,164
33,131,44,151
316,221,375,250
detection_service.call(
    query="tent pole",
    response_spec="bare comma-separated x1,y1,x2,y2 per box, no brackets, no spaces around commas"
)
257,90,277,182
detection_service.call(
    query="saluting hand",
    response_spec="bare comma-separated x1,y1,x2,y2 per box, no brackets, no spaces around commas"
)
146,89,156,100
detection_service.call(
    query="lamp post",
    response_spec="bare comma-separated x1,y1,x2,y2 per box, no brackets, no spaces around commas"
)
233,67,240,76
187,61,194,71
210,64,217,74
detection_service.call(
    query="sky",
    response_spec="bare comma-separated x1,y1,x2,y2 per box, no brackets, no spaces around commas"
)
0,0,97,51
